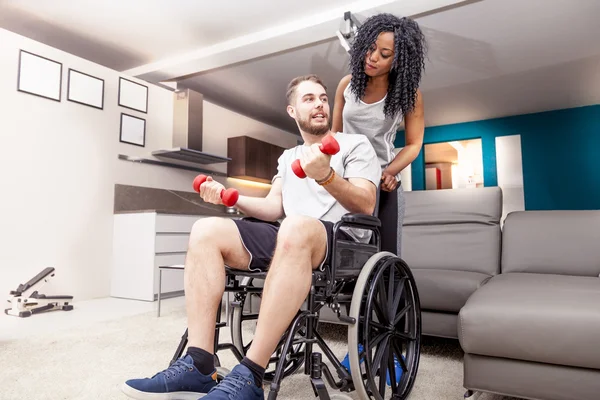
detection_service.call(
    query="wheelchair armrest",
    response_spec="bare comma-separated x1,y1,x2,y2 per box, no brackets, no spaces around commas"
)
341,213,381,228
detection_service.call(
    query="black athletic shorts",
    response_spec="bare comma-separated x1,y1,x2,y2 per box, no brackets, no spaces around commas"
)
232,217,353,271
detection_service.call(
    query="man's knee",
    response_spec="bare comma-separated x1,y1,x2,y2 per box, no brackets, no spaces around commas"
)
188,217,249,269
189,217,231,250
277,216,326,253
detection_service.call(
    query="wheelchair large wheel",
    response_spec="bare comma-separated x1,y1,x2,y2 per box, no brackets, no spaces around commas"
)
231,276,305,382
348,251,421,400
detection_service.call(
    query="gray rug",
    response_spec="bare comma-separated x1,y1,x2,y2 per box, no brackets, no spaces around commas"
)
0,307,521,400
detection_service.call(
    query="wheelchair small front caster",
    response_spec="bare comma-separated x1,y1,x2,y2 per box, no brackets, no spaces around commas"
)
464,389,480,400
310,352,331,400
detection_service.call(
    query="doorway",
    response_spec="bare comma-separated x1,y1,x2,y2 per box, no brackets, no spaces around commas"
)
424,139,484,190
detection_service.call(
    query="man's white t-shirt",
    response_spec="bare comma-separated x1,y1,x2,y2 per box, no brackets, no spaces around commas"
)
272,132,382,243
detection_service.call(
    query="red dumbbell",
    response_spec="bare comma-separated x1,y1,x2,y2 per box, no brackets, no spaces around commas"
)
291,135,340,178
193,174,239,207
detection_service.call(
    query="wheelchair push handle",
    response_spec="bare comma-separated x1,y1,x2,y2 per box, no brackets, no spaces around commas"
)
292,135,340,179
192,174,239,207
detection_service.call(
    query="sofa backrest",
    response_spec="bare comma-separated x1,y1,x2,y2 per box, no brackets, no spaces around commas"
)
401,187,502,276
501,210,600,276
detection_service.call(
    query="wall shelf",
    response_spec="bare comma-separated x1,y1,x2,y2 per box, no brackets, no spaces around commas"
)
118,154,227,177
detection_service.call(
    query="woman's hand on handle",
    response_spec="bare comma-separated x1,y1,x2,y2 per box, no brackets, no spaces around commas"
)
381,169,399,192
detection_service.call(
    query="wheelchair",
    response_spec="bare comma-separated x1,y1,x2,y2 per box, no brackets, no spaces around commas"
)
169,213,422,400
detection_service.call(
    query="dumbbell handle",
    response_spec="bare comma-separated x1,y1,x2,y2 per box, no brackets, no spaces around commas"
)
193,175,239,207
292,135,340,179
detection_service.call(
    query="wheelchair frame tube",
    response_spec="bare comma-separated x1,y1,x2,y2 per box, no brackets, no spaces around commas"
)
304,287,316,376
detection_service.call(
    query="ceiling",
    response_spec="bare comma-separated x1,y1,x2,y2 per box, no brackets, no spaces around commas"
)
424,142,458,164
424,139,480,163
2,0,600,134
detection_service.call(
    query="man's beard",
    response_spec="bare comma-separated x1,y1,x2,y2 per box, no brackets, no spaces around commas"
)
297,114,329,136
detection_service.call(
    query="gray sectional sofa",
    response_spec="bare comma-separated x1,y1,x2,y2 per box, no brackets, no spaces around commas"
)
401,186,503,339
402,187,600,400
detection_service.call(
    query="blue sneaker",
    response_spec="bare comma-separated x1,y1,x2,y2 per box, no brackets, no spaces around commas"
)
203,364,264,400
341,343,365,374
121,354,217,399
386,354,405,386
342,345,404,386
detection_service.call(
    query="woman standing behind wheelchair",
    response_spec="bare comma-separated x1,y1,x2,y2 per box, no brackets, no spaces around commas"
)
331,13,426,257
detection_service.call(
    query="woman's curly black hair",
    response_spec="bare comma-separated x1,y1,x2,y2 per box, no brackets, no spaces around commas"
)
349,13,427,119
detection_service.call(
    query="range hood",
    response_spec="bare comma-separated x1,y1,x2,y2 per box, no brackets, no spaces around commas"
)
151,87,231,165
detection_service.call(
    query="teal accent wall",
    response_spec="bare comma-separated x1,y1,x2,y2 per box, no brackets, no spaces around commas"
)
395,105,600,210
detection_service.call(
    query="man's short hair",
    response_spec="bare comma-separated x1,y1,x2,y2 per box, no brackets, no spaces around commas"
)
286,74,327,105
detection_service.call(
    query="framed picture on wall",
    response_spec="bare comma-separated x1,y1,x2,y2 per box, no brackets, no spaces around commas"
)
17,50,62,102
118,77,148,113
67,69,104,109
119,113,146,147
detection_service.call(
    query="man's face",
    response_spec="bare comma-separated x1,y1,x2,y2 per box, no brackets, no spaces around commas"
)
288,80,330,136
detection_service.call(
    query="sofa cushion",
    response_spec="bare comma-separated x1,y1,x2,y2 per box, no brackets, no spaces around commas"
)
402,187,502,277
412,269,491,312
403,187,502,226
458,273,600,370
502,210,600,276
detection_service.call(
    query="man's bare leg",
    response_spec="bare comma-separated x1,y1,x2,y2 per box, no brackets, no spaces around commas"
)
184,217,250,365
122,217,251,399
246,215,327,368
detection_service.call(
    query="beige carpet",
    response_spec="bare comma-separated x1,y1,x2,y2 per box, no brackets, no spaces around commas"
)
0,307,522,400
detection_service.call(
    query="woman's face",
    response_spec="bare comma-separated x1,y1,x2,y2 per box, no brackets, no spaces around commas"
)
364,31,395,77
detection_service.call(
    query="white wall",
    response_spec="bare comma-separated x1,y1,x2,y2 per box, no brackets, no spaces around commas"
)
0,28,298,303
0,28,199,303
495,135,525,224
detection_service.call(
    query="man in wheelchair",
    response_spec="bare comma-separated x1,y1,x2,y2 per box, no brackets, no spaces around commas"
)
122,74,382,400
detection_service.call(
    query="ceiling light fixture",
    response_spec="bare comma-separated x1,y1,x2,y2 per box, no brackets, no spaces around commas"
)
337,11,361,53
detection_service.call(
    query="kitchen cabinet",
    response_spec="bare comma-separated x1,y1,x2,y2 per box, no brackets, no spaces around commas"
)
111,211,239,301
227,136,286,183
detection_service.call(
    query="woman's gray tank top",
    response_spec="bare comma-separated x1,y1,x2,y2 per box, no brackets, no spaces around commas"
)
341,82,404,172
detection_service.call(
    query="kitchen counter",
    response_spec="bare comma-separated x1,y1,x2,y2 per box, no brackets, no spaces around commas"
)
114,208,241,217
113,184,243,217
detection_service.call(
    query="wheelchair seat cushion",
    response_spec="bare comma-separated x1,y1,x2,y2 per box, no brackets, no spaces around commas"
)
232,217,352,272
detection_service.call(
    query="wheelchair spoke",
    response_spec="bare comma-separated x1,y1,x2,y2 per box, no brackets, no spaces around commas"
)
391,277,407,317
393,303,412,327
388,344,398,394
387,266,395,319
392,339,408,374
377,277,390,321
372,297,387,325
368,330,390,352
371,334,390,370
369,320,388,332
393,331,416,342
377,336,391,397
